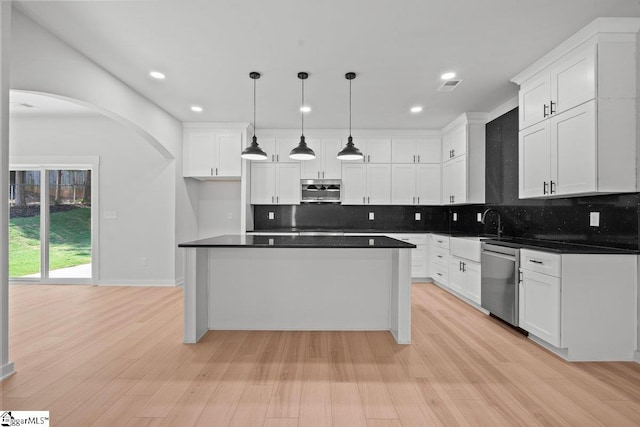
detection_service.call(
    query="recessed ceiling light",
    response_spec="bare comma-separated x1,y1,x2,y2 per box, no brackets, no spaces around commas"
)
441,72,456,80
300,105,311,113
410,106,423,113
191,105,203,112
149,71,166,80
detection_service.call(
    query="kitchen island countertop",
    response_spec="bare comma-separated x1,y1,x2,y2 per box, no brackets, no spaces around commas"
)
179,234,416,249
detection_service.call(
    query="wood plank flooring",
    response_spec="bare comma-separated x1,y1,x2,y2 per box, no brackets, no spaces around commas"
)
2,283,640,426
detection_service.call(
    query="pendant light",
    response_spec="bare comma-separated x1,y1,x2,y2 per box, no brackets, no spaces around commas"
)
337,72,364,160
241,71,268,160
289,72,316,160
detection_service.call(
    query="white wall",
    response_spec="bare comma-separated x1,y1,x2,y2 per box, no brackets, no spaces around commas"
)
9,8,199,284
10,115,176,285
197,181,241,239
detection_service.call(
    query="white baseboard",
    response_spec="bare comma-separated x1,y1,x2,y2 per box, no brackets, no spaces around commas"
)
634,351,640,364
1,361,15,381
97,279,179,287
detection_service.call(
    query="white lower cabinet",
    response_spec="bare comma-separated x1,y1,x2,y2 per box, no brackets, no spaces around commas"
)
387,234,427,278
448,257,481,305
518,249,637,361
429,235,481,306
429,234,450,287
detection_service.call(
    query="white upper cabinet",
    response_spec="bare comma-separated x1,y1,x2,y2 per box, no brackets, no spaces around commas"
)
183,126,243,179
392,138,441,164
301,138,342,179
251,137,300,163
391,164,441,205
360,138,392,163
441,113,487,205
519,44,595,130
513,18,640,198
341,163,391,205
250,162,300,205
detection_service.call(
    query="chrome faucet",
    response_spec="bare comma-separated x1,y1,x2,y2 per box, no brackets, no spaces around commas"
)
481,208,503,239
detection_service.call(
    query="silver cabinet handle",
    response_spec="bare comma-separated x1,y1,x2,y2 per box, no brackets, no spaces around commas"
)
530,259,543,264
368,196,370,204
543,104,549,118
277,196,279,203
323,171,325,178
368,154,371,162
437,255,443,258
417,196,420,204
277,154,279,161
412,196,415,204
363,196,365,204
550,180,556,194
215,167,218,176
272,154,275,161
413,155,416,163
211,168,213,176
318,171,320,178
417,155,420,162
543,181,548,195
519,271,523,283
550,100,556,115
272,195,274,203
451,149,455,157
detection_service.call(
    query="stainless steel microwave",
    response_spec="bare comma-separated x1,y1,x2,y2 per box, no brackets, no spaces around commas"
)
301,179,341,204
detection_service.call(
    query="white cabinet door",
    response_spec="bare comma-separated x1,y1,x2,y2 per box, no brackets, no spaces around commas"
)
550,44,596,116
520,269,561,347
416,164,441,205
443,125,466,161
448,257,465,294
443,156,466,204
391,164,416,205
552,100,596,196
253,137,276,163
519,121,551,198
185,131,215,177
465,261,481,305
275,137,300,163
416,138,441,163
367,164,391,205
342,163,367,205
300,137,323,179
215,133,242,177
391,139,417,164
519,73,551,130
322,138,343,179
250,163,276,204
275,163,301,204
364,139,392,163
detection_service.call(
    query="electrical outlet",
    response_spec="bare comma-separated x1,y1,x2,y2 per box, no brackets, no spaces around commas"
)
415,212,421,221
269,238,274,245
453,212,458,222
369,239,375,246
369,212,375,220
268,212,275,220
590,211,600,227
477,212,482,222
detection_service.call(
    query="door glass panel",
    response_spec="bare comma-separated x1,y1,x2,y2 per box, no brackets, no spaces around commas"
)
9,170,41,278
48,169,92,278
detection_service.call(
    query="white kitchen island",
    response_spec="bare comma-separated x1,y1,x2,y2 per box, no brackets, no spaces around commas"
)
179,234,415,344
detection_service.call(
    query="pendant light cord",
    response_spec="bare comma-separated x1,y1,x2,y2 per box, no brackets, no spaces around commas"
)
301,78,305,136
349,78,352,137
253,77,257,136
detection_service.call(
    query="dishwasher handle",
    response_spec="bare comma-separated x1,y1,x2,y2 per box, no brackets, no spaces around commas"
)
482,249,517,262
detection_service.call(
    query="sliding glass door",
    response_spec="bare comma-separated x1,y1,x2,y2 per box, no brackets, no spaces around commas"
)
9,168,93,281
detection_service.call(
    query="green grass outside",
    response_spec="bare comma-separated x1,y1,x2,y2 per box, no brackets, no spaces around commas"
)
9,206,91,277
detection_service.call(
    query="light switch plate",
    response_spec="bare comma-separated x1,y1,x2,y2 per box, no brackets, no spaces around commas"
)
453,212,458,222
268,212,275,220
590,211,600,227
103,210,118,220
415,212,421,221
369,212,375,220
477,212,482,222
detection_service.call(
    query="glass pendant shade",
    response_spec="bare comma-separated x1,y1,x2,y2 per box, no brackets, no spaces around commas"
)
338,72,363,160
289,135,315,160
241,135,268,160
241,71,267,160
337,135,363,160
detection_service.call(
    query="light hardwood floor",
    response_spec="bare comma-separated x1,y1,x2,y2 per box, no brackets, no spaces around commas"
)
2,283,640,426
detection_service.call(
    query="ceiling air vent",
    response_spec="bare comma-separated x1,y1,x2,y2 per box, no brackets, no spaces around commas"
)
437,79,463,92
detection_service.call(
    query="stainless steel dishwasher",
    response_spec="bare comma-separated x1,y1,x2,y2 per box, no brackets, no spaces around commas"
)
481,242,520,327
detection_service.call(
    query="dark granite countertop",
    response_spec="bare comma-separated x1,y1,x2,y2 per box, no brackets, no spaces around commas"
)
179,234,416,249
248,228,445,234
482,237,639,254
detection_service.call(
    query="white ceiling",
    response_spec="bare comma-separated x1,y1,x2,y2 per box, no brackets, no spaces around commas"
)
14,0,640,130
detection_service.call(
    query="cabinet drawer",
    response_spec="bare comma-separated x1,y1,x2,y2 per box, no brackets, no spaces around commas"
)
433,248,449,267
520,249,561,277
432,264,449,285
432,234,450,250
